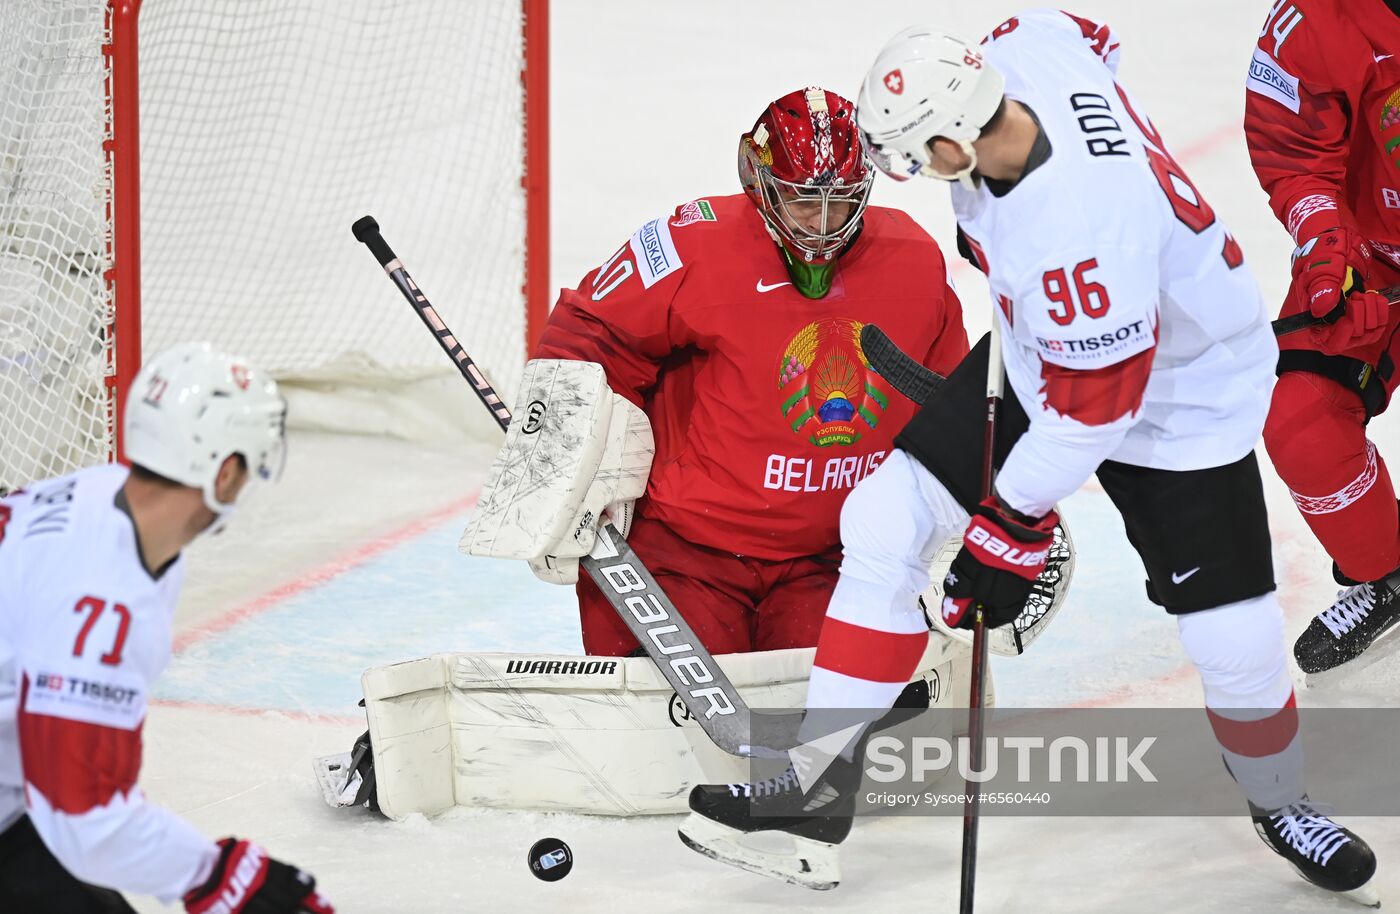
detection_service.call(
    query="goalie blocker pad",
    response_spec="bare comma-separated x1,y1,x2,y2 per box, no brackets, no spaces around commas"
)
326,638,984,819
461,359,654,566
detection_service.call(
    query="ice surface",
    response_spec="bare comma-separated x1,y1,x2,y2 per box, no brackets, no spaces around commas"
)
129,2,1400,911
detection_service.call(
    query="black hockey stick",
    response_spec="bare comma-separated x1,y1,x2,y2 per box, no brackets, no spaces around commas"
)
958,322,1003,914
859,323,945,405
1270,283,1400,336
351,215,771,758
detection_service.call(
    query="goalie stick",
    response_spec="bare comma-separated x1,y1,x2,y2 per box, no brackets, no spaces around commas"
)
351,215,778,759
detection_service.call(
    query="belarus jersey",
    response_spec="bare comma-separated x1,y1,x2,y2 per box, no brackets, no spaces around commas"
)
954,9,1277,518
536,192,968,560
0,465,217,902
1245,0,1400,268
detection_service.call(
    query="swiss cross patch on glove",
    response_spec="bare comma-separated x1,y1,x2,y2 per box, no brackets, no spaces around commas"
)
942,496,1058,630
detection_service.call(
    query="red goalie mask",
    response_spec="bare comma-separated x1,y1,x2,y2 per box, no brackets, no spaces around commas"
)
738,87,873,267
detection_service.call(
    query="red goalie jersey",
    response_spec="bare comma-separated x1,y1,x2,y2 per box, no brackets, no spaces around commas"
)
1246,0,1400,295
535,193,967,561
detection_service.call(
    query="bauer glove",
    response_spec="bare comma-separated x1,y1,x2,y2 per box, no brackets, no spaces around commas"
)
942,496,1057,630
184,839,334,914
1290,225,1390,355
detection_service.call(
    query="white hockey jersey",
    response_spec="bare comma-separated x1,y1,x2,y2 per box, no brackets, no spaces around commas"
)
0,464,217,902
955,9,1278,517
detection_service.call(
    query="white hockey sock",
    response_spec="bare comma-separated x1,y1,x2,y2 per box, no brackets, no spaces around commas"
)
797,450,967,753
1178,593,1304,811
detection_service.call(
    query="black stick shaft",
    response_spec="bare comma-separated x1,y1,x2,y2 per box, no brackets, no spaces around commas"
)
960,332,1003,914
1271,283,1400,337
351,215,512,430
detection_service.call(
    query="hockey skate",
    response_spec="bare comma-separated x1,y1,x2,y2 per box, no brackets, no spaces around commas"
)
1253,798,1379,907
678,680,935,889
312,729,379,813
1293,567,1400,680
678,749,857,891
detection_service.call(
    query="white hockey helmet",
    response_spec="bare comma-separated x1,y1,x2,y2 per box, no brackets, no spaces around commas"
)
123,342,287,517
856,26,1006,189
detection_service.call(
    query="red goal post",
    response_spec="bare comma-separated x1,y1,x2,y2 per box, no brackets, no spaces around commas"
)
0,0,549,492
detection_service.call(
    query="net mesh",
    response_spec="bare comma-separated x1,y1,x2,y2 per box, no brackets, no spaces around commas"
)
0,0,528,492
0,1,111,493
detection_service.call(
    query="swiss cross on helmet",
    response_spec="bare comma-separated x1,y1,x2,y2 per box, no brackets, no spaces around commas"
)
738,87,872,277
857,26,1006,189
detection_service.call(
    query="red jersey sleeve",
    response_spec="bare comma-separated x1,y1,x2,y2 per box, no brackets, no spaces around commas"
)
533,213,691,408
1245,1,1357,241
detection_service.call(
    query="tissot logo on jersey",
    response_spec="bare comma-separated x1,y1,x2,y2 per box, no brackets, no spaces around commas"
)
27,669,145,729
1035,320,1151,364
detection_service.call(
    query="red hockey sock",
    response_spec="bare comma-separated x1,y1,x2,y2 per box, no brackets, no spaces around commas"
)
1264,371,1400,582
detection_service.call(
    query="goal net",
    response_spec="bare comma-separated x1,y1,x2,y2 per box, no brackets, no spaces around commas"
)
0,0,546,493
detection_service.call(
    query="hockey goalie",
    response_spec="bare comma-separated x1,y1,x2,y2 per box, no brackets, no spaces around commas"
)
314,85,1072,819
313,356,1072,819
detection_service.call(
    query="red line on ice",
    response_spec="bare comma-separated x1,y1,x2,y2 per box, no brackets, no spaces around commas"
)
172,491,480,654
149,697,364,726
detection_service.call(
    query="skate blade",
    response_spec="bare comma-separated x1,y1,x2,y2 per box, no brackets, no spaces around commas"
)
1303,619,1400,689
1342,876,1381,908
677,812,840,891
312,752,363,808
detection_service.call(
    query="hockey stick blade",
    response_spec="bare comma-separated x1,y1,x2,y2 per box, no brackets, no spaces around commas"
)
352,215,772,758
1271,283,1400,337
860,323,945,406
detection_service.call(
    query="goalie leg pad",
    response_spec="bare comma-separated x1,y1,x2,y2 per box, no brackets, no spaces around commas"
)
321,642,971,819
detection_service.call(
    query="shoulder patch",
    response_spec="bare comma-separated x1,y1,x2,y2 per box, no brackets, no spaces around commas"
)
1246,47,1300,113
670,199,717,228
628,217,682,289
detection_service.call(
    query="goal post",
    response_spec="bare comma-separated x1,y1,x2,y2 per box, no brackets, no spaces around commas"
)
0,0,549,493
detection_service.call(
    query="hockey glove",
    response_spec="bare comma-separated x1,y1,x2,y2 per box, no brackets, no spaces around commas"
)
184,839,334,914
941,496,1057,630
1290,226,1389,355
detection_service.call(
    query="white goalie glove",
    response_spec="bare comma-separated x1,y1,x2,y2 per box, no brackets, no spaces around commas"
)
461,359,655,584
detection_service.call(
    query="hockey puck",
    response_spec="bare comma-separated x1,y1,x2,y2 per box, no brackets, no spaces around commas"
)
527,838,573,882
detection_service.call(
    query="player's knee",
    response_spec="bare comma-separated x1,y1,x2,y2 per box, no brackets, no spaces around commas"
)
1262,378,1311,479
839,452,923,557
1177,594,1291,708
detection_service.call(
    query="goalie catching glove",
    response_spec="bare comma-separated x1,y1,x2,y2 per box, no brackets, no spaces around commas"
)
942,496,1058,630
461,359,655,584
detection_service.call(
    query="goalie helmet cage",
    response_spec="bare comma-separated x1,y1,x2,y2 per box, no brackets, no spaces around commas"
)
0,0,549,493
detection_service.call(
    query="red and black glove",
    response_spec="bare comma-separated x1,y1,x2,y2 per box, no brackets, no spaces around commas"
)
1290,225,1389,355
184,839,334,914
941,496,1058,630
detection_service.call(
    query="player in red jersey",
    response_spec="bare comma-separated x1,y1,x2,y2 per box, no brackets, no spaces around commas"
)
1247,0,1400,677
532,86,968,656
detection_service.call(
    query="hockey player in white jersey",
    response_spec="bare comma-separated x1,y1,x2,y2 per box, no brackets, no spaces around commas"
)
0,344,333,913
679,9,1379,905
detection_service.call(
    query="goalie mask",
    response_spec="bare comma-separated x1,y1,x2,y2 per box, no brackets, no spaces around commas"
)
124,342,287,525
856,26,1006,190
738,86,873,298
